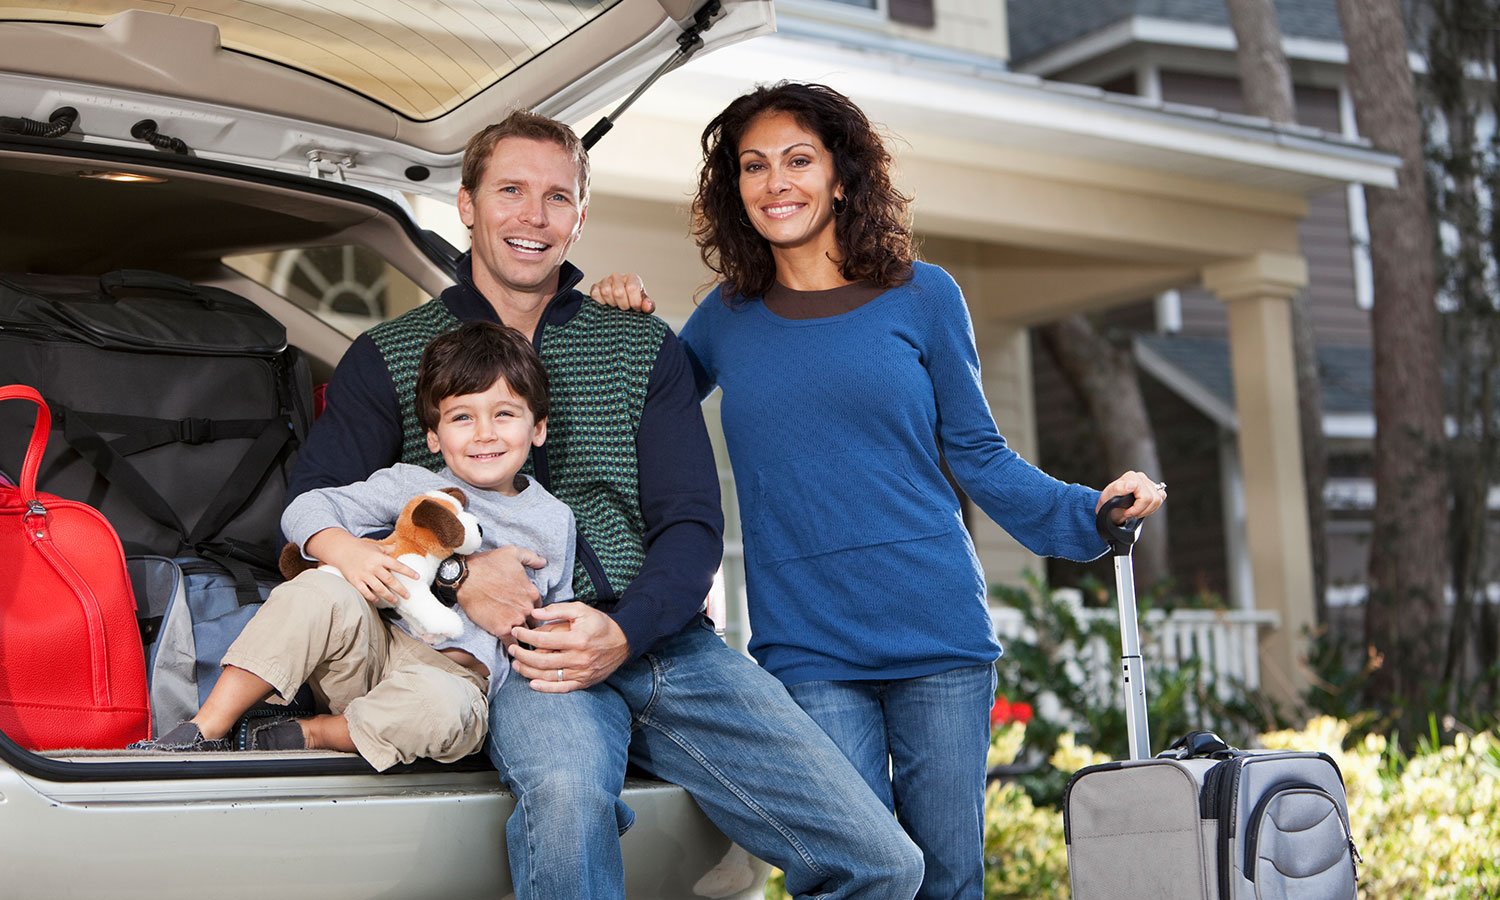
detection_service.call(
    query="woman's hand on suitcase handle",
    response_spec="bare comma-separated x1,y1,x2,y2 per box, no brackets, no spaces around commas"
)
1095,471,1167,523
305,528,417,605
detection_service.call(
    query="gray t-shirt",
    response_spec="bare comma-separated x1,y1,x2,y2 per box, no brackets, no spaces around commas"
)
282,463,576,697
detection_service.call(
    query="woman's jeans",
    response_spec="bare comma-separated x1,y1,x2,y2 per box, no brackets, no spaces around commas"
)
787,663,997,900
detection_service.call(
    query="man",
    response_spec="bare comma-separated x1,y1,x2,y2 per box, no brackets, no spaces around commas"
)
289,110,923,900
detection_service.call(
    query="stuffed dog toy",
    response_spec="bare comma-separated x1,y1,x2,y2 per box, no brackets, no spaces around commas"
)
279,488,483,644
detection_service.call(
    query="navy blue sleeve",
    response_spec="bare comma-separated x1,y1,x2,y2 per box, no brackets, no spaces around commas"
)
606,328,725,657
285,334,404,508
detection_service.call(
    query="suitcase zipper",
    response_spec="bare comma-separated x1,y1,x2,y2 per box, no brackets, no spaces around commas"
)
1202,758,1243,900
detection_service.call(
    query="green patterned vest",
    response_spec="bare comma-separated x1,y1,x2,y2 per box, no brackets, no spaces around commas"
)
367,298,666,604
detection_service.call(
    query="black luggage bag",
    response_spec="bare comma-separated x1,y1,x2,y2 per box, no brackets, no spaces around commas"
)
0,269,314,572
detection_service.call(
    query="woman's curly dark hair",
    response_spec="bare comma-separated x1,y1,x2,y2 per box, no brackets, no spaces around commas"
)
693,82,914,300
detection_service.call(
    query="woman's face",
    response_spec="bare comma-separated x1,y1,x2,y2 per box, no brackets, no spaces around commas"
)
736,110,843,258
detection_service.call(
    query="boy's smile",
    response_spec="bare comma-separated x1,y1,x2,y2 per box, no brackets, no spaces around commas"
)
426,376,546,495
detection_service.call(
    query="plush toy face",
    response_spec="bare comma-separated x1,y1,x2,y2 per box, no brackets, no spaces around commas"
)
425,376,545,496
401,489,482,557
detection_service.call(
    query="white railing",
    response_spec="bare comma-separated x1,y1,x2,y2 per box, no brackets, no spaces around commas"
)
990,592,1281,711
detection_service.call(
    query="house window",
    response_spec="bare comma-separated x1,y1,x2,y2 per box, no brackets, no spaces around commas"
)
888,0,935,27
805,0,935,28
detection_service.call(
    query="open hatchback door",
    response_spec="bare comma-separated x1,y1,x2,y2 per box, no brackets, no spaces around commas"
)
0,3,774,898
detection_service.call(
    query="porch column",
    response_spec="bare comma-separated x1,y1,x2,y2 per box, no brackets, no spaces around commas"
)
1202,253,1315,703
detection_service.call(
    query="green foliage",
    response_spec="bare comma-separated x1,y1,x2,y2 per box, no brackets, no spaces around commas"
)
1262,717,1500,900
982,780,1069,899
767,717,1500,900
1303,625,1500,751
974,717,1500,900
989,572,1274,804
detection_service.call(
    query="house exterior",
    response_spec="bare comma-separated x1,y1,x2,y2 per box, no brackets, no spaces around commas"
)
402,0,1395,700
1007,0,1380,624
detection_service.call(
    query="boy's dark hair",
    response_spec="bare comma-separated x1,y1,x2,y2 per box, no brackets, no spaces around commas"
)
416,321,549,432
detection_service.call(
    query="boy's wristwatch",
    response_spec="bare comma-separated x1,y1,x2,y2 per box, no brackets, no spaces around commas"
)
434,554,467,607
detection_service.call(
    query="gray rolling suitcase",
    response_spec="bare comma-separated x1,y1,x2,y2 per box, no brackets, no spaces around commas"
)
1063,496,1361,900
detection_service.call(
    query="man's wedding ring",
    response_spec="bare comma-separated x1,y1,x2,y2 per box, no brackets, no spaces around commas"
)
555,668,563,682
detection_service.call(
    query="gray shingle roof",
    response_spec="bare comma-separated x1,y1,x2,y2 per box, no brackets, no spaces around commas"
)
1008,0,1346,66
1136,334,1371,420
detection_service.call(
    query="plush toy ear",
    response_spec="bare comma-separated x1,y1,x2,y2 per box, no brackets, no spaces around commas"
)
435,486,468,508
278,541,318,580
411,497,465,547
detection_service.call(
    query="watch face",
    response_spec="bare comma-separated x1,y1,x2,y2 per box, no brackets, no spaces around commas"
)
438,558,462,582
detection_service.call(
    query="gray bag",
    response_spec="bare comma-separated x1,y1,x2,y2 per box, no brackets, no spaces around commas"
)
1064,737,1360,900
134,556,311,738
1064,498,1360,899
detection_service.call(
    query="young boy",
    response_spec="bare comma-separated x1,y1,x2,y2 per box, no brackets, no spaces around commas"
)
131,321,575,770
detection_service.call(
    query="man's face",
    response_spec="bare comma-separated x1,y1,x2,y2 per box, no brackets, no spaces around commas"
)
458,136,586,304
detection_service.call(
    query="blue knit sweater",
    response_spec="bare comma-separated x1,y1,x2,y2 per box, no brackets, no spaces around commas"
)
681,261,1108,685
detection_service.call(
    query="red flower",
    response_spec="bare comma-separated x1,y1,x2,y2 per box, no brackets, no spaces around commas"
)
990,696,1011,727
1010,701,1033,725
991,695,1033,727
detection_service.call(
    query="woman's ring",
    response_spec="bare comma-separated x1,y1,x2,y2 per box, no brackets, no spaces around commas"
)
555,668,563,682
1155,481,1167,492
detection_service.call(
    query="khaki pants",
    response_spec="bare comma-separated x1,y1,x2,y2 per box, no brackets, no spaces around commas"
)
221,568,489,771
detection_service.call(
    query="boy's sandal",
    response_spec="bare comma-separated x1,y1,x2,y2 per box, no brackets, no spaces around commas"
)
127,721,232,752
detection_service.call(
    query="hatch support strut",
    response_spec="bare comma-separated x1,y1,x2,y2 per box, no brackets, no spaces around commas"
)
580,0,723,150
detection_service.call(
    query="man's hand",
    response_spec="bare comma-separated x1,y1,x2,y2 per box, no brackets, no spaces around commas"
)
455,546,545,644
507,602,630,692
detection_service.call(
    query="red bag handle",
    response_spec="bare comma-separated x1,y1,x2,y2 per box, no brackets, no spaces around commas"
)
0,384,49,505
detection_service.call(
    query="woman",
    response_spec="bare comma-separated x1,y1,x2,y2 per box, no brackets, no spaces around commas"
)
592,82,1164,900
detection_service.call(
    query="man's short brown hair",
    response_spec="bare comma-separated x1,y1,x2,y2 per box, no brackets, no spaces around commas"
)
461,110,590,204
416,321,549,433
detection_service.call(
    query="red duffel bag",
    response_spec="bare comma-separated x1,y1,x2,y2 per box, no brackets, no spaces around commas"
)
1,384,149,749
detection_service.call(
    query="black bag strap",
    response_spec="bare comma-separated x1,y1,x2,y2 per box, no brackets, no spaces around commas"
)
183,421,294,548
57,404,188,538
99,270,247,311
55,408,278,457
1160,729,1241,760
191,547,276,608
47,400,294,564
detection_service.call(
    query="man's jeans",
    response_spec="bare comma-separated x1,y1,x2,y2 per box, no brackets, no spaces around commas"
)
786,663,997,900
487,618,924,900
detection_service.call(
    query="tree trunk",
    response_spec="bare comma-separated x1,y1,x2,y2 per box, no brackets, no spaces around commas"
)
1223,0,1332,622
1038,315,1169,589
1335,0,1451,709
1224,0,1297,122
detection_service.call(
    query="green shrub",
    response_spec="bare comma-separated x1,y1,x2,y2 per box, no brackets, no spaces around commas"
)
769,709,1497,899
1259,716,1500,900
974,717,1500,900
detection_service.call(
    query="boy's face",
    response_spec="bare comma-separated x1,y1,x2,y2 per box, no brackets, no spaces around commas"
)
426,376,546,496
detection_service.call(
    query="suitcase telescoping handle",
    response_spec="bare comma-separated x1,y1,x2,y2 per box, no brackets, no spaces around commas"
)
1097,494,1151,761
